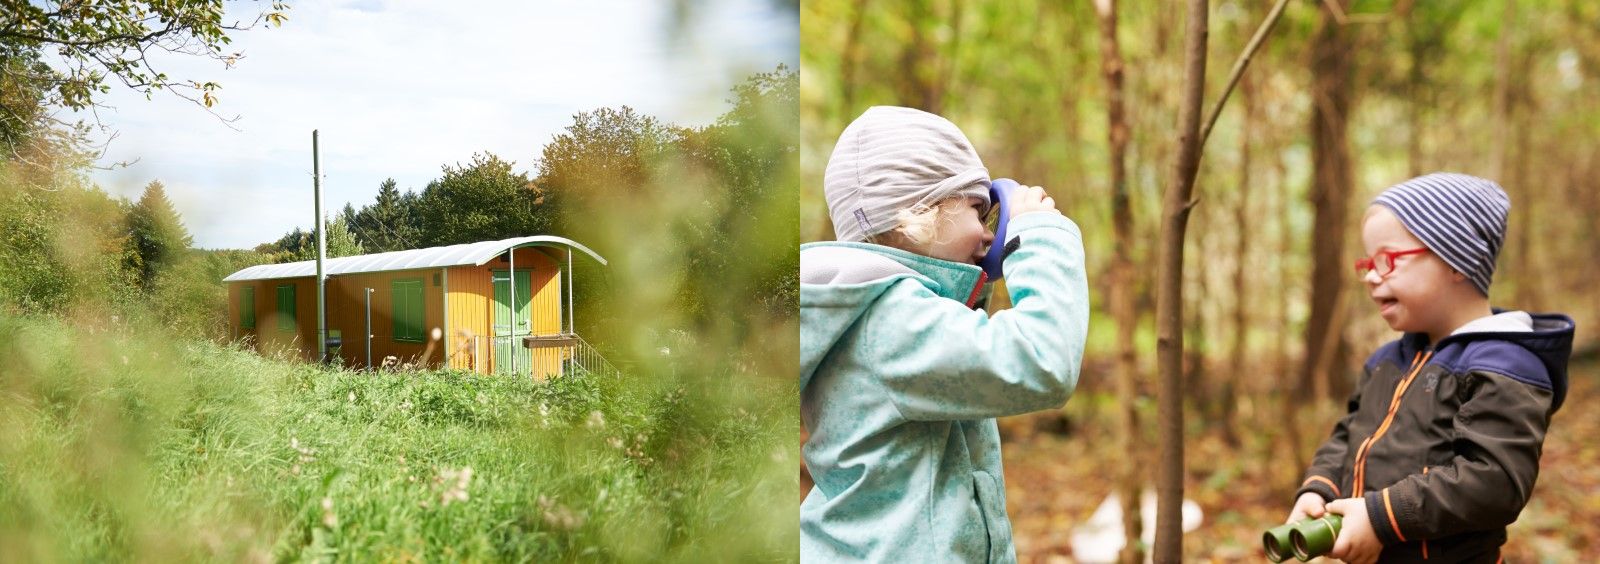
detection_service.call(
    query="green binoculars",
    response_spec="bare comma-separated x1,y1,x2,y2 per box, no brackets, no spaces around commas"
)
1263,514,1343,562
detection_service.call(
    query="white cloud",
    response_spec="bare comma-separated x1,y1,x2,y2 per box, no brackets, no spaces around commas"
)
73,0,797,249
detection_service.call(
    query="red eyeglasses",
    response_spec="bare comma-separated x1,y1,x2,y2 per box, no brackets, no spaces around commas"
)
1354,248,1429,278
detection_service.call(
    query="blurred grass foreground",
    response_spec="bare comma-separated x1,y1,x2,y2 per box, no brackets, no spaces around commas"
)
0,67,799,561
0,315,793,561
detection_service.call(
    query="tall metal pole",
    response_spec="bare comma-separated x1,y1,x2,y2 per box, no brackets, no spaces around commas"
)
313,130,327,362
566,248,575,377
442,268,450,367
509,246,517,376
572,248,579,334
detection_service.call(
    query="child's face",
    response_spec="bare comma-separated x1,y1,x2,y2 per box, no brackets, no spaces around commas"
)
926,196,994,266
1359,206,1459,335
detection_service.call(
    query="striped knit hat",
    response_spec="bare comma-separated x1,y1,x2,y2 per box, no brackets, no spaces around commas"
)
1372,172,1511,296
823,106,991,242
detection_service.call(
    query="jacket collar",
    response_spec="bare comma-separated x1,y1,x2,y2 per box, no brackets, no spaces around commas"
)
800,241,986,304
1398,310,1575,410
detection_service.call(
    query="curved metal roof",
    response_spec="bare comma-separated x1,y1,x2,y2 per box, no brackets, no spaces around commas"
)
223,235,607,282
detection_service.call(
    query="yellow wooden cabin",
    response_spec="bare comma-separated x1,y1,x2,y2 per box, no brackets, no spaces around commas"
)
223,236,609,378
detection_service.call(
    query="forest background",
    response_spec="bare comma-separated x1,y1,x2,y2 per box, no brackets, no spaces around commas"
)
801,0,1600,561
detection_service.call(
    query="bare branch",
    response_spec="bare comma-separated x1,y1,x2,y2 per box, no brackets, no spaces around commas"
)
1320,0,1392,25
1198,0,1291,151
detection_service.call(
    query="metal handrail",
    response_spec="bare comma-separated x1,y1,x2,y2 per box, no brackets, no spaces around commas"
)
566,333,621,378
511,332,621,379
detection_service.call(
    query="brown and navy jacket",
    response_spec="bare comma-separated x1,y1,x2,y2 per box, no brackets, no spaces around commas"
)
1297,311,1575,563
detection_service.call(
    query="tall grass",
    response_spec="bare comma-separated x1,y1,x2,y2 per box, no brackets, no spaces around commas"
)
0,312,797,561
0,61,800,561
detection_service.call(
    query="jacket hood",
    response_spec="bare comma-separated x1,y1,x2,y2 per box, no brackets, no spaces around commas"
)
1400,311,1575,411
798,242,984,390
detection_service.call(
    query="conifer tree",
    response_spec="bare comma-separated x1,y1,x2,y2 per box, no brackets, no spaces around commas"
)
125,180,193,289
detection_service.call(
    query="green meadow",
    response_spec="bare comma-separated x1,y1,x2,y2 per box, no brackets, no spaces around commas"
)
0,312,796,562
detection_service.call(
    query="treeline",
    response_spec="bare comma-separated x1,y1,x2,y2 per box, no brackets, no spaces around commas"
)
256,67,798,338
0,173,265,336
261,68,795,262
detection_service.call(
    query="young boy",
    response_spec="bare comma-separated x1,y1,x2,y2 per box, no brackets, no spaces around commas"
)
1289,173,1575,563
799,106,1089,562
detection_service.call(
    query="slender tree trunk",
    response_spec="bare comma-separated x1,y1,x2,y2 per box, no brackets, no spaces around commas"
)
1303,0,1354,403
941,0,964,110
1490,0,1515,182
1184,208,1207,418
1511,64,1539,310
1154,0,1208,560
1093,1,1143,561
901,0,943,113
1223,71,1254,448
1492,0,1539,310
840,0,871,118
1186,215,1210,418
1055,8,1087,203
1401,0,1427,178
1274,146,1308,490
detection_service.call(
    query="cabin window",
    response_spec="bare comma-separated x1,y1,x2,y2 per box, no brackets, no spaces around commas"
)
276,284,296,331
392,278,425,343
240,287,256,329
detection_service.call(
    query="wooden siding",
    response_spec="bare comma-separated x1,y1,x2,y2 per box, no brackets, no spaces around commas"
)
323,269,445,368
445,265,492,372
524,248,566,378
226,277,319,361
443,247,565,376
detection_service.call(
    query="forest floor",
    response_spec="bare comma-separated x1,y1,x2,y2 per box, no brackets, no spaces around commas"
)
1001,359,1600,562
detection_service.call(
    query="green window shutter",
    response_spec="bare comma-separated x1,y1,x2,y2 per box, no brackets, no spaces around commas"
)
392,279,424,343
241,287,256,329
277,284,296,331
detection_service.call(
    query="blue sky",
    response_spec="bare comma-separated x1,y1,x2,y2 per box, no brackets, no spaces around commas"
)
73,1,797,249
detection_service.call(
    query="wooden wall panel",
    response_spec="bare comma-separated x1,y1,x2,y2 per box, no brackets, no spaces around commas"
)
445,265,492,373
324,269,443,369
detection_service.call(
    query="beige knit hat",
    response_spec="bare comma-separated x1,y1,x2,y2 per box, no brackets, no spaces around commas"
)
823,106,991,242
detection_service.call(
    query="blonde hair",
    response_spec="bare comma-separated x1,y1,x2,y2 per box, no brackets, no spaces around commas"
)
869,196,972,252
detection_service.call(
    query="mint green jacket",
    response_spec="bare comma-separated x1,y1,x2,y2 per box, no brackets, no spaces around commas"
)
799,212,1090,563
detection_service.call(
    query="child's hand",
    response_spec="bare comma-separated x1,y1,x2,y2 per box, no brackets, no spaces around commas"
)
1286,492,1326,523
1327,498,1382,564
1009,185,1061,219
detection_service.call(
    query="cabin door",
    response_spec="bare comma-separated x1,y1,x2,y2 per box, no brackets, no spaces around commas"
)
492,269,533,375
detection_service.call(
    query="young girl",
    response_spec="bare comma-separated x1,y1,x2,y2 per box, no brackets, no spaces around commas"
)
799,106,1090,563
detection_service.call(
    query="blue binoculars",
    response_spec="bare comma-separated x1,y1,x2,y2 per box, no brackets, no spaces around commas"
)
979,178,1020,280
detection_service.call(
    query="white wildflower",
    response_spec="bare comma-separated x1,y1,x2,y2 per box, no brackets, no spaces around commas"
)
436,466,474,506
537,495,586,531
320,497,337,528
